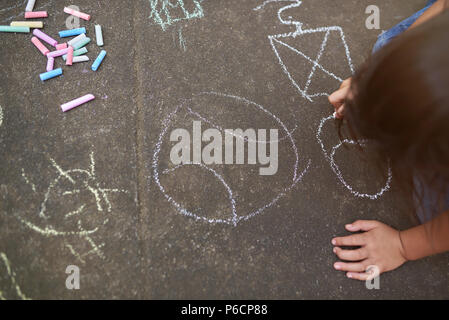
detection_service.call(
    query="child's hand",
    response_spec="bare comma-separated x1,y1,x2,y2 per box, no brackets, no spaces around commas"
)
332,220,408,280
328,77,352,119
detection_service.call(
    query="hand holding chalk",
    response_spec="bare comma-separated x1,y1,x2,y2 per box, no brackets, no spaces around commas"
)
329,77,352,119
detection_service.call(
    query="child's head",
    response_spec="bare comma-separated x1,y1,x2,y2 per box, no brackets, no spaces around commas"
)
344,10,449,207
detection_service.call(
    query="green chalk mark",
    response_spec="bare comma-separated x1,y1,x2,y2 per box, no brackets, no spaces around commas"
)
149,0,204,31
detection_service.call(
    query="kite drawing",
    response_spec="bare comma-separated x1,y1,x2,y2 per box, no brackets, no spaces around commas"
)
18,151,129,264
254,0,354,102
254,0,392,198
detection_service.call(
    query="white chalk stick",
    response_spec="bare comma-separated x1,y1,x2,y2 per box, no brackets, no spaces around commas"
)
67,33,86,47
95,25,103,47
72,55,89,63
25,0,36,12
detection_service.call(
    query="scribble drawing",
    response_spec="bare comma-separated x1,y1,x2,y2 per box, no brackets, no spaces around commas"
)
254,0,354,102
148,0,205,31
254,1,392,198
317,115,392,199
153,91,311,226
18,151,129,264
0,253,30,300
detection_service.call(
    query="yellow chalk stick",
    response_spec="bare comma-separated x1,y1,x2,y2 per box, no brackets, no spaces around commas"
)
10,21,43,28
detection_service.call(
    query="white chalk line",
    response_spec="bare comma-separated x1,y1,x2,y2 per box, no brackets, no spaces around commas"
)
153,91,310,226
316,115,392,199
21,168,36,193
254,0,354,102
18,151,129,263
0,252,30,300
0,105,3,127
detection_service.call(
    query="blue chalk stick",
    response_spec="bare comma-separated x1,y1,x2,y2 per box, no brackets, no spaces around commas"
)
59,27,86,38
39,68,62,81
92,50,106,71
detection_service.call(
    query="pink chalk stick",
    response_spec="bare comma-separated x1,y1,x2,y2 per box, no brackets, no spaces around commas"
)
47,48,69,58
64,7,91,21
31,36,50,56
46,57,54,72
66,46,74,66
61,94,95,112
56,43,68,50
25,11,48,19
33,29,57,47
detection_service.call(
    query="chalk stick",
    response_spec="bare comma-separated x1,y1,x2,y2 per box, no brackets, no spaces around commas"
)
95,25,103,46
0,26,30,33
31,37,50,56
67,33,86,47
61,94,95,112
92,50,106,71
47,48,69,58
11,21,43,28
33,29,58,47
56,43,68,50
72,55,89,63
39,68,62,81
62,47,88,60
66,46,74,66
25,0,36,12
25,11,48,19
46,57,54,72
59,27,86,38
64,7,91,21
72,37,90,50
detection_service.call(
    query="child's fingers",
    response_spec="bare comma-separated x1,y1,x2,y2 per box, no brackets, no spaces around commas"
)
346,272,372,281
346,220,380,232
334,247,368,261
332,234,365,246
328,88,348,107
334,262,366,272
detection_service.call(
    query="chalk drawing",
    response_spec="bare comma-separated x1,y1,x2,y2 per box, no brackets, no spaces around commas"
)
317,115,392,199
153,91,310,226
0,252,30,300
178,26,187,51
148,0,205,31
0,104,3,127
18,151,129,263
254,0,354,102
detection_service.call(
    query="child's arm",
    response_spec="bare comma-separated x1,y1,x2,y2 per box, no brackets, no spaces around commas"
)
409,0,449,29
400,210,449,260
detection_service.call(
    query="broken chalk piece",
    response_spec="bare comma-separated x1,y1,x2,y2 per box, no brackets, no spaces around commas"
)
11,21,43,28
0,26,30,33
31,37,50,55
56,43,68,50
47,48,69,58
72,55,89,63
61,94,95,112
62,47,88,60
92,50,106,71
46,57,54,72
72,37,91,50
64,7,91,21
25,0,36,12
59,27,86,38
67,33,86,47
33,29,58,47
39,68,62,81
95,25,103,46
25,11,48,19
66,46,74,66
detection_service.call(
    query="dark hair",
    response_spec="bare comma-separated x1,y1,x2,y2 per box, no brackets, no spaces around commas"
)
343,10,449,217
